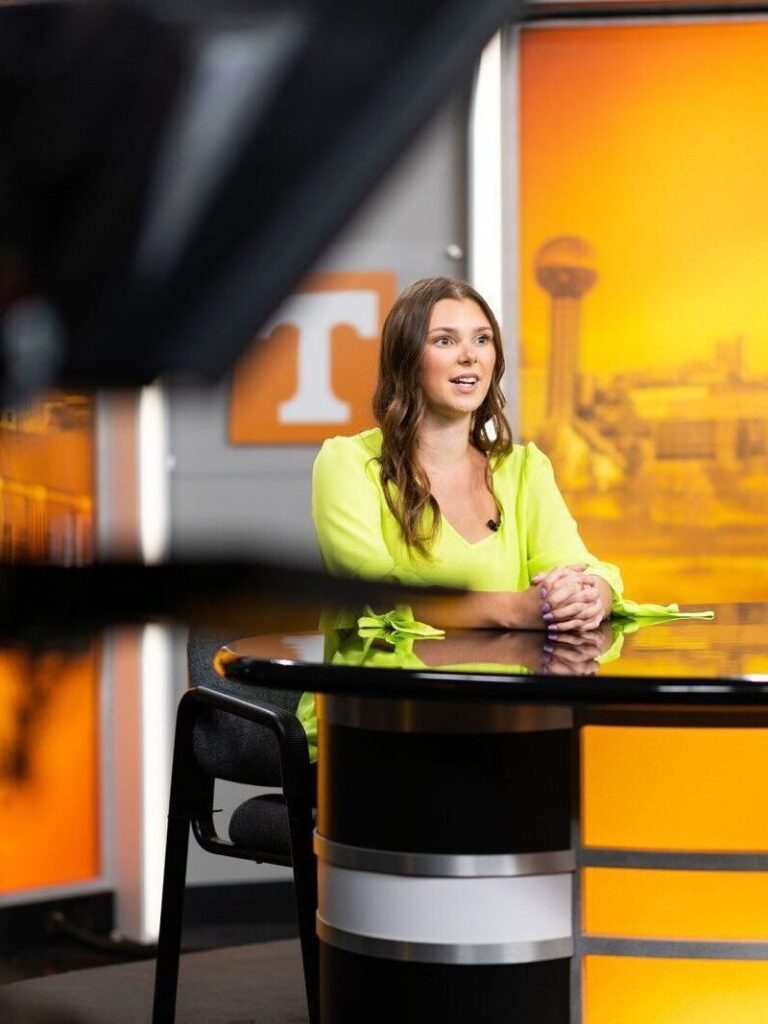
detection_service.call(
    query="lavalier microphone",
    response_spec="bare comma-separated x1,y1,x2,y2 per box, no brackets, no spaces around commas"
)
486,518,500,532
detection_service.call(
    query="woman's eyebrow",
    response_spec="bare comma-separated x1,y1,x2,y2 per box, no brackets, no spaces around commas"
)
428,324,492,333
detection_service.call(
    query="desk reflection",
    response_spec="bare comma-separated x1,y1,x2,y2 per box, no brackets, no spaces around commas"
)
223,601,768,687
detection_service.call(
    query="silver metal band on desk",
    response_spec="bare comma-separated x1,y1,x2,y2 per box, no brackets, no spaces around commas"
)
314,831,575,877
317,917,573,965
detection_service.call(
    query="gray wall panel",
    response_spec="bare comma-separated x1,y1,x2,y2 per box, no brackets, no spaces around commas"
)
170,470,320,561
169,90,470,886
168,91,469,559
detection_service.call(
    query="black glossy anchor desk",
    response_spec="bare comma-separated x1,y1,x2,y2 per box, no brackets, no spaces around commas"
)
216,603,768,1024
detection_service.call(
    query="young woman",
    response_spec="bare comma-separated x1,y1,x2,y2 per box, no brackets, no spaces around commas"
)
311,276,622,633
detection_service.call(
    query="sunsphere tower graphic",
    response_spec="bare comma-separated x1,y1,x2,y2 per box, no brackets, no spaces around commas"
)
534,236,597,421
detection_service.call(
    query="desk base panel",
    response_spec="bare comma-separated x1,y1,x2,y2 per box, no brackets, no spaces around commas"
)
320,943,569,1023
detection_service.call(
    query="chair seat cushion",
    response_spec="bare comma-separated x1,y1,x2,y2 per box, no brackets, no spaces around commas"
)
229,793,291,856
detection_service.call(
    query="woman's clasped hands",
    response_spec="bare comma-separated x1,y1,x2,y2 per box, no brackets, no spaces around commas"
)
532,563,606,635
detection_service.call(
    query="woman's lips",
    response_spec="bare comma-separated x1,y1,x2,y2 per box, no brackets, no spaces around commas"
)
449,375,479,393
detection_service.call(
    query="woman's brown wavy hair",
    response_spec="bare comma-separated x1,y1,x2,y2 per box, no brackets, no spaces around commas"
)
372,277,513,559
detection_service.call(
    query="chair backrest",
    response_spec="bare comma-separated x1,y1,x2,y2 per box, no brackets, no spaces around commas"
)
188,629,304,788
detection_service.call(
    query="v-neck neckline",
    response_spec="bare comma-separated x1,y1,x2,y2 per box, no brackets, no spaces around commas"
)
441,514,501,548
425,451,500,548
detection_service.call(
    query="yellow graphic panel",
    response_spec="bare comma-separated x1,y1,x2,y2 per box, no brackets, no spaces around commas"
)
230,271,397,444
584,957,768,1024
520,23,768,602
582,726,768,850
584,867,768,941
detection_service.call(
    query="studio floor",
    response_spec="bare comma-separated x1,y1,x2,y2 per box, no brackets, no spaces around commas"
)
5,940,308,1024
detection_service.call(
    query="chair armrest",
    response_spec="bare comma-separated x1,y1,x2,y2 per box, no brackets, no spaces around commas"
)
180,683,313,811
183,682,305,745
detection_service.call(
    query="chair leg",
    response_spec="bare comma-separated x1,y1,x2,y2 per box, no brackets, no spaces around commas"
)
151,811,191,1024
294,848,319,1024
287,805,319,1024
153,693,212,1024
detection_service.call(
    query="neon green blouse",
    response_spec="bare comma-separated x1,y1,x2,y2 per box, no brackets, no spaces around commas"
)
311,427,624,601
298,430,713,759
295,428,624,760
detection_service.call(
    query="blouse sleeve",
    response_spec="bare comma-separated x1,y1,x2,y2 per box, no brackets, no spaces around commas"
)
311,436,399,580
523,442,624,608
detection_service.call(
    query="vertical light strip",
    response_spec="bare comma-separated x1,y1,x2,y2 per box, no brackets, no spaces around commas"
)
469,29,522,435
500,26,521,435
140,622,173,942
468,32,504,324
138,381,170,565
138,383,173,940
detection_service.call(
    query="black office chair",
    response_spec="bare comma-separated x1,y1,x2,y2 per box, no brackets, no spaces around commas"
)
152,630,318,1024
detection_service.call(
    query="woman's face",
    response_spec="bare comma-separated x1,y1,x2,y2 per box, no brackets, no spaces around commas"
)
418,298,497,421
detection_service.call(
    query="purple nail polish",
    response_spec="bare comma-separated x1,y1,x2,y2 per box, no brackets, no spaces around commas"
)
541,587,548,598
542,611,554,623
547,625,558,635
543,643,554,654
541,602,551,614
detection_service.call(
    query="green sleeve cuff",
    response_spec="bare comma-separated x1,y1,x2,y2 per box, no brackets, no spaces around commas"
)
295,691,318,764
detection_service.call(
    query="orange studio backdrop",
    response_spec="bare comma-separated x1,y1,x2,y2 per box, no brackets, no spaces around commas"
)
229,271,397,445
519,21,768,602
0,393,100,892
0,647,100,892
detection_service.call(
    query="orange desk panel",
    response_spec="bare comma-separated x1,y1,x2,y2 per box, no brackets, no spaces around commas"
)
584,866,768,941
584,956,768,1024
582,726,768,850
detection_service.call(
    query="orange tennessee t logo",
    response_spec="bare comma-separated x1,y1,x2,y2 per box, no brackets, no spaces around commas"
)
229,271,396,444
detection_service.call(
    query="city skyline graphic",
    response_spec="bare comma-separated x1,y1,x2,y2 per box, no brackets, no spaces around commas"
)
520,22,768,602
